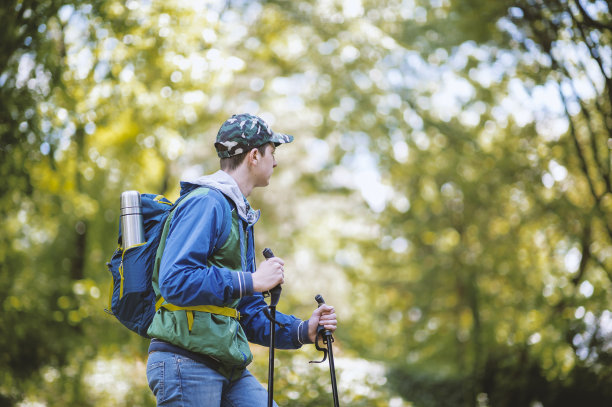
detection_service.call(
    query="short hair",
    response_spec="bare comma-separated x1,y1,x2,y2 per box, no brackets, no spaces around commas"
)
220,143,270,171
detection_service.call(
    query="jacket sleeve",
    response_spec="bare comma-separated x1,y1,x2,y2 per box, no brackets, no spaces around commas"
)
158,192,253,307
237,293,312,349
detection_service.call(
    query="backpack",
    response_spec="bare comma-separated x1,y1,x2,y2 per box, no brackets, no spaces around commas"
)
105,187,232,337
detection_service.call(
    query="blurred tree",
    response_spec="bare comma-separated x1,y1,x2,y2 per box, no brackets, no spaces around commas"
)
325,0,612,406
0,1,95,404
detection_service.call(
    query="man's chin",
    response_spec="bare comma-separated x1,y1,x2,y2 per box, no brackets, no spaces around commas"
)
255,179,271,188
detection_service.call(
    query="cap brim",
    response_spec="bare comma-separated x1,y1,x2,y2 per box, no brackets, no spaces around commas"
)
270,132,294,145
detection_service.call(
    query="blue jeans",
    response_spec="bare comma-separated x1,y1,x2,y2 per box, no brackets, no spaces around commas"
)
147,351,277,407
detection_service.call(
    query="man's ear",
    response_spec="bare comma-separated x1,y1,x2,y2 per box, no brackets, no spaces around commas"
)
247,148,259,166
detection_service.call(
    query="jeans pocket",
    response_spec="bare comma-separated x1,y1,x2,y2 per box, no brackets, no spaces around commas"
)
146,360,165,402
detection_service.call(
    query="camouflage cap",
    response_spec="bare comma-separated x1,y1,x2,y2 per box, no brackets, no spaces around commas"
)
215,113,294,158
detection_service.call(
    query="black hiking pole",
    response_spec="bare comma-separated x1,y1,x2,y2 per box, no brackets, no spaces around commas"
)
309,294,340,407
262,248,285,407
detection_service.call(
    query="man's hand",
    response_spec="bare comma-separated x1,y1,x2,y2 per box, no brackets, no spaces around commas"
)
307,304,337,343
252,257,285,292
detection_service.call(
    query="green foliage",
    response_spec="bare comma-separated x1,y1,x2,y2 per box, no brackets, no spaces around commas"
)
388,367,470,407
2,0,612,405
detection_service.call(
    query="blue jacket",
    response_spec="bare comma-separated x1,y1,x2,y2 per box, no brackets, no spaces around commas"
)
148,170,310,379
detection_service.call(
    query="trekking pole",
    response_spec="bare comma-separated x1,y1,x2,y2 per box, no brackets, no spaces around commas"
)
309,294,340,407
262,248,284,407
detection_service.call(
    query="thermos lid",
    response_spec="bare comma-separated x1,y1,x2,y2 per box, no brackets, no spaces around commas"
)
120,190,141,208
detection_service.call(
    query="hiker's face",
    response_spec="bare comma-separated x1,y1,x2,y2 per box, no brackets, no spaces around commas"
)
253,143,277,187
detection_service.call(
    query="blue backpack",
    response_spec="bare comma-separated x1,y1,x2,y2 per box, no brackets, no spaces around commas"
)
105,188,231,337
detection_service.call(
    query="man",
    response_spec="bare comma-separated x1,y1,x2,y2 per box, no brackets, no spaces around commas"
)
146,113,337,406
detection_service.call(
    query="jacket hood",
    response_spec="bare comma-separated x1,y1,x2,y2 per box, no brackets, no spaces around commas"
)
180,170,260,225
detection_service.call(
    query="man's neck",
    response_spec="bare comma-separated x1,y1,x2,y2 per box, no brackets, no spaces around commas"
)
222,167,254,197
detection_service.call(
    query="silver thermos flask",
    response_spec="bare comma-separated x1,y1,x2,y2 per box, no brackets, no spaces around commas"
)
120,190,145,249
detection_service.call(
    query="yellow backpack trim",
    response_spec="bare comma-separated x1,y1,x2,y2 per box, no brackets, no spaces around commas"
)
154,195,173,205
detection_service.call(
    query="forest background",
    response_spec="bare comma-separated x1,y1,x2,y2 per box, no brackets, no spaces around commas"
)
2,0,612,406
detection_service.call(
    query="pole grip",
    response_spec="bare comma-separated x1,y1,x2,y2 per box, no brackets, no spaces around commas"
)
263,248,275,259
263,248,282,306
315,294,332,337
315,294,325,307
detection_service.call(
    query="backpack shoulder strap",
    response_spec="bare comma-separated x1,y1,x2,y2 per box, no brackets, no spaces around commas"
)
215,191,232,249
